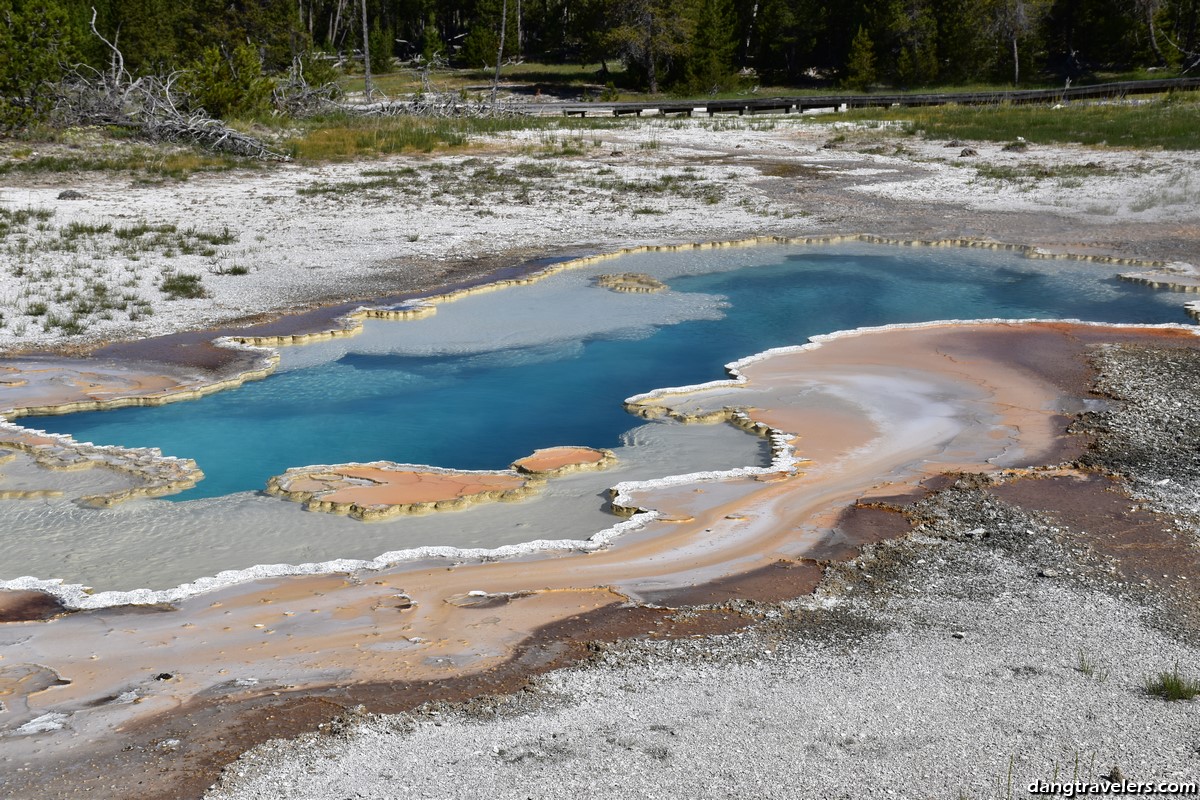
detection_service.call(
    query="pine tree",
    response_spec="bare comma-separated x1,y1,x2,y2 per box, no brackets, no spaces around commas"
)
844,25,876,90
605,0,694,93
369,21,394,73
180,43,274,119
0,0,78,129
933,0,996,83
686,0,737,92
421,12,442,61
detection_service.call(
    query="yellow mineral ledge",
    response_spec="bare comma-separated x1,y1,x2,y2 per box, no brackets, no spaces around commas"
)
511,446,616,478
266,462,539,521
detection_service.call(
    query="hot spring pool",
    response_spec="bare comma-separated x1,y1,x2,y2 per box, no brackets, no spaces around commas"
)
38,242,1191,500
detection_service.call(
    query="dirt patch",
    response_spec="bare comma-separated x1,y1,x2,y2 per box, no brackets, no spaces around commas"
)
0,589,68,622
993,476,1200,643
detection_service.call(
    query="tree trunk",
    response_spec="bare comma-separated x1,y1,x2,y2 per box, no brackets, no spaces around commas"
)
646,11,658,93
361,0,372,102
517,0,523,58
1011,34,1019,85
332,0,347,47
1149,16,1166,66
492,0,508,107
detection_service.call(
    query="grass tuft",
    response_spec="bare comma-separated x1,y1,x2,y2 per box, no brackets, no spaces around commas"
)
1145,664,1200,701
1076,649,1109,683
212,263,250,275
160,273,207,299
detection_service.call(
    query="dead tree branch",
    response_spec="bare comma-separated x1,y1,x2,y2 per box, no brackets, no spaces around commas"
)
273,56,343,116
59,10,290,160
55,67,290,160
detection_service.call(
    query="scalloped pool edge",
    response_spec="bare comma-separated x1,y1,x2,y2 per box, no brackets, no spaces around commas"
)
1,232,1196,608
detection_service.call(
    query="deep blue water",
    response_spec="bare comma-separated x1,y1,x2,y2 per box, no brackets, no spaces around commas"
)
40,247,1191,499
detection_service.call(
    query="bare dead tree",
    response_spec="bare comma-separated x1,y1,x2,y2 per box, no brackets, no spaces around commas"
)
491,0,509,107
990,0,1052,86
331,0,349,49
360,0,373,102
1161,29,1200,73
55,8,290,160
1135,0,1167,66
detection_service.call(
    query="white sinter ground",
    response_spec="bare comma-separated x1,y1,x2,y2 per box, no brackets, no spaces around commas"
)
1,114,1198,351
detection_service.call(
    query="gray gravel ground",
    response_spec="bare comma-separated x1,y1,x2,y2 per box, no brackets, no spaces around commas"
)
206,343,1200,800
206,501,1200,799
1080,343,1200,530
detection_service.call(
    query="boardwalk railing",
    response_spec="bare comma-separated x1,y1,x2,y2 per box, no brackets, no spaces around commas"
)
522,76,1200,118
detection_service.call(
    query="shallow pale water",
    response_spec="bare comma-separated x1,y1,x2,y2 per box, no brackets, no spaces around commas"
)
40,244,1189,499
3,242,1192,592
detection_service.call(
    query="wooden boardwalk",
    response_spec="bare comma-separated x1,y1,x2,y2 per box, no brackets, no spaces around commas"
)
520,76,1200,118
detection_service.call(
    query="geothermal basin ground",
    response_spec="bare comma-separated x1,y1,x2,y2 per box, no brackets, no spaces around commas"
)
1,115,1199,799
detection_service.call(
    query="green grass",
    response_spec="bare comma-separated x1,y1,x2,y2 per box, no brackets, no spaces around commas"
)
1145,664,1200,701
60,221,113,239
821,95,1200,150
186,225,236,246
0,206,55,239
971,161,1125,188
114,222,177,240
336,61,1189,104
0,149,245,180
285,114,562,160
338,61,618,98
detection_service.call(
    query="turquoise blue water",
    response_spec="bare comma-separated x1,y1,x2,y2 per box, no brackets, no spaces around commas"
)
40,246,1191,499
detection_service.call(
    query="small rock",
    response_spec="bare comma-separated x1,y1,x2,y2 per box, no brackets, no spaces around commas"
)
1002,141,1029,152
951,631,966,639
944,139,963,147
1038,568,1060,578
1105,766,1125,784
14,712,70,735
959,147,978,157
610,150,624,157
56,189,84,200
821,141,838,150
154,672,174,681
